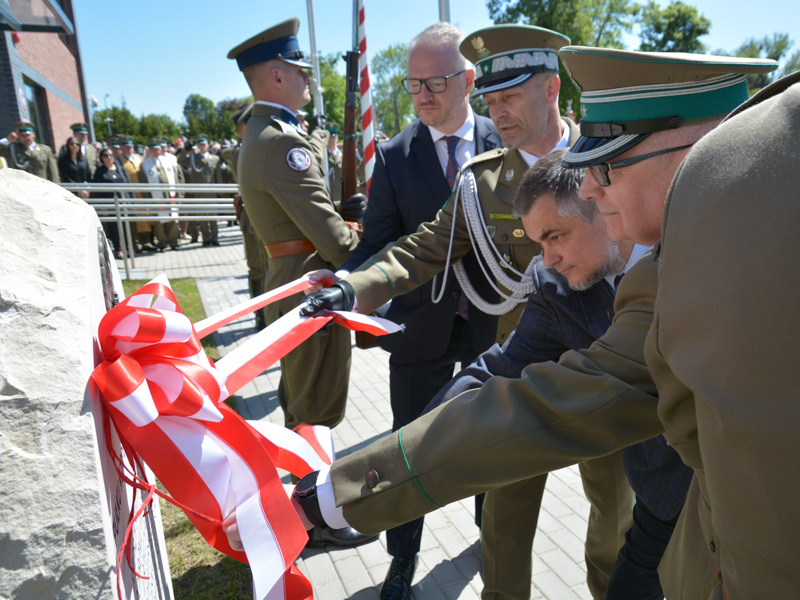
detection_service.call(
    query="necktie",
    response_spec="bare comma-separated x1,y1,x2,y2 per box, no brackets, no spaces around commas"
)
442,135,469,319
614,273,624,289
444,135,461,190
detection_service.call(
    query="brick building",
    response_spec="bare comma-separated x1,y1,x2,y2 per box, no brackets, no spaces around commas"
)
1,0,92,152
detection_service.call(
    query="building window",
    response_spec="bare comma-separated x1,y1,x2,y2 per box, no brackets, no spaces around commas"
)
23,79,50,147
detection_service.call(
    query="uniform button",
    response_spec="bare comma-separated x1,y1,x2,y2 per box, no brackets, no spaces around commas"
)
709,541,716,553
502,234,509,241
365,470,380,489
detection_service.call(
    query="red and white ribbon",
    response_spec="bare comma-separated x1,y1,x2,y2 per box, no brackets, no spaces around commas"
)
90,274,401,599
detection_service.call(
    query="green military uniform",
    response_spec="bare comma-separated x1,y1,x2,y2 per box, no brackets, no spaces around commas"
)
71,123,97,177
331,246,662,527
1,122,59,182
237,102,359,428
324,48,778,600
186,135,221,245
647,73,800,600
229,104,270,331
228,19,361,429
325,124,343,205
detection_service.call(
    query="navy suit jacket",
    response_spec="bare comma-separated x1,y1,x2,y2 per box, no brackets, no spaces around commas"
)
430,260,693,521
343,115,502,361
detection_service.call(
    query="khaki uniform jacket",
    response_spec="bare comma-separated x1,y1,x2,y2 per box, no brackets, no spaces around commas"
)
346,118,579,343
119,153,142,184
83,143,98,177
187,152,220,185
331,247,662,531
646,76,800,600
238,103,359,309
1,141,59,182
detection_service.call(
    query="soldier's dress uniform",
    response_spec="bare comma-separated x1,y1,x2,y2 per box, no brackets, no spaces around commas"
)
1,125,59,183
70,123,98,177
314,48,779,600
186,137,221,245
238,102,359,428
139,139,184,250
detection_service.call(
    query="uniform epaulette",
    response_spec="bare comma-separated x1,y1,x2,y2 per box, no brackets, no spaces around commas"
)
459,147,506,177
269,115,300,135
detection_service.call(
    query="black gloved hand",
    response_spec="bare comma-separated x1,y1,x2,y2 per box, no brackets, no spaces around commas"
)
341,193,367,221
300,281,356,316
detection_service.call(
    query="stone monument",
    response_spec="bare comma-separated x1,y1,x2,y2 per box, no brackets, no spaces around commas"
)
0,169,174,599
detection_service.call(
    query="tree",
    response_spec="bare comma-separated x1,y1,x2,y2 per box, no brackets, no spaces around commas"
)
638,1,710,53
781,50,800,78
370,43,414,137
486,0,639,114
138,114,181,145
183,94,218,139
730,33,794,91
303,53,348,130
92,104,139,141
216,97,252,141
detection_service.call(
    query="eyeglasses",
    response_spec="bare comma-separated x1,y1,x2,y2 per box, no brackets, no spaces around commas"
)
68,142,79,147
589,144,694,187
402,70,465,94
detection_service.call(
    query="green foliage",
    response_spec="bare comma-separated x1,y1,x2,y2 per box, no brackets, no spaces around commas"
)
782,50,800,78
723,33,794,91
371,43,414,137
486,0,638,115
139,114,182,144
92,104,139,141
183,94,217,139
216,98,252,141
638,1,710,53
306,53,347,130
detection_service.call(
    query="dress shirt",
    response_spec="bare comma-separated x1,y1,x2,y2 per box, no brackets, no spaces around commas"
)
428,109,476,174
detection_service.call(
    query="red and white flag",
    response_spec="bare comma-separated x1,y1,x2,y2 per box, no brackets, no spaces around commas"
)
357,0,375,194
91,274,402,600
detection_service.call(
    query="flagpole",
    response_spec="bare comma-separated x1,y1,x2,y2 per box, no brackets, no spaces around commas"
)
355,0,376,193
306,0,329,187
439,0,450,22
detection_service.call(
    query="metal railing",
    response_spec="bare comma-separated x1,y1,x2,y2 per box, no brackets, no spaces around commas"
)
60,183,240,280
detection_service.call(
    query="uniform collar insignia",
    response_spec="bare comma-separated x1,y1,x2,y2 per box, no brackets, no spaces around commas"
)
505,168,514,182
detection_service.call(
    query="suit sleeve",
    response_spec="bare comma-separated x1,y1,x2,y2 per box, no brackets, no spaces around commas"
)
330,251,663,535
429,278,571,408
341,141,404,271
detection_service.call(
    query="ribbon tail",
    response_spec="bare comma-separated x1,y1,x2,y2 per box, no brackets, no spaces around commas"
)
194,276,321,339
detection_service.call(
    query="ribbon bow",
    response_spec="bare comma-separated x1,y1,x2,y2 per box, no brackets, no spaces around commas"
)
90,274,402,599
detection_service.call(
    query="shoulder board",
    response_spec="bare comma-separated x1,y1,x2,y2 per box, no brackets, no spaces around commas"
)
464,148,505,169
269,115,299,135
458,147,506,177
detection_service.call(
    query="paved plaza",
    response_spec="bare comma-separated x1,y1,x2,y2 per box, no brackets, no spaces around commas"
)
118,223,594,600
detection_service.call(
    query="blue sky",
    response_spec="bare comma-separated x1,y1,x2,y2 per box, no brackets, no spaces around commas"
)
75,0,798,125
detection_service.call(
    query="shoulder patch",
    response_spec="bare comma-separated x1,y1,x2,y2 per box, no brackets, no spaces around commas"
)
286,147,312,172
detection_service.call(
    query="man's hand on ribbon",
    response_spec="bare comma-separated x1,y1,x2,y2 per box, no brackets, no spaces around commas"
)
304,269,338,294
300,281,356,316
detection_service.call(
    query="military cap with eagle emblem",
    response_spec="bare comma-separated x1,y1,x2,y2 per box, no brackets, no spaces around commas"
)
559,46,779,167
460,24,571,96
227,18,312,72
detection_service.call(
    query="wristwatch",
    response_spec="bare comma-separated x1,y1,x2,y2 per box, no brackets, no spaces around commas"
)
293,471,327,529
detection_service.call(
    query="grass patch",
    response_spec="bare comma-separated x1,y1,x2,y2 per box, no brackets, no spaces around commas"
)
122,278,219,362
123,278,249,598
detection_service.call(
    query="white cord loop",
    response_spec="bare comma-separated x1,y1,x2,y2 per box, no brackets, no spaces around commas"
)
432,166,540,316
